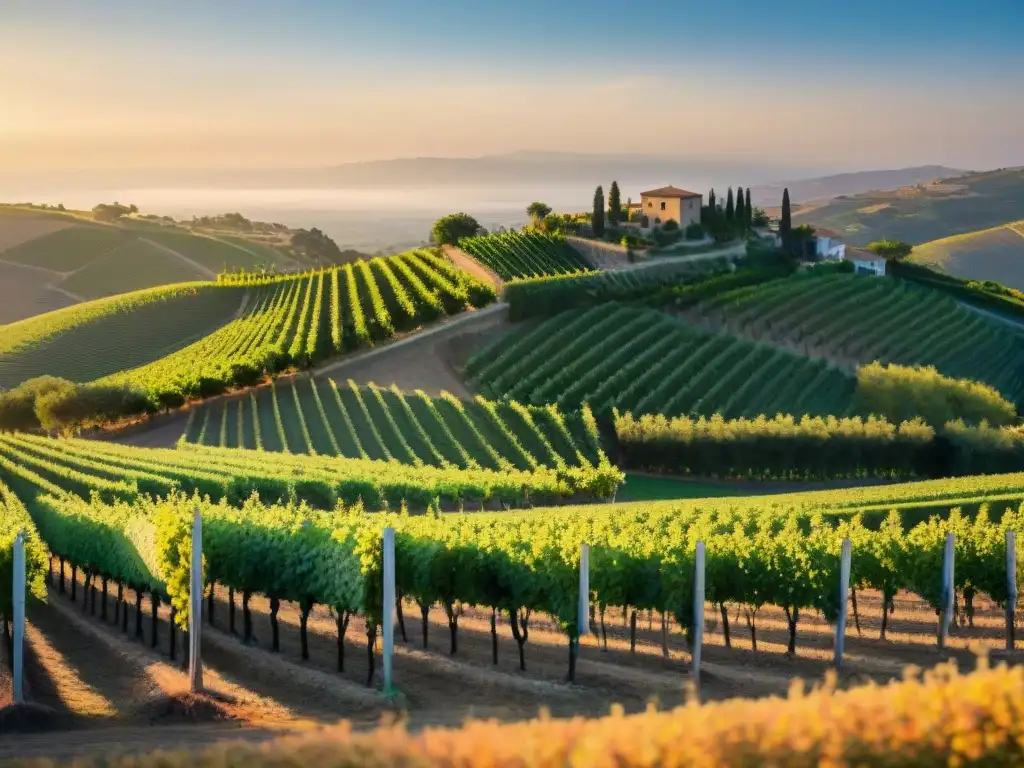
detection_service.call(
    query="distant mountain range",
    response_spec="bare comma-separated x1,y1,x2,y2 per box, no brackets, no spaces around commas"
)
0,152,965,207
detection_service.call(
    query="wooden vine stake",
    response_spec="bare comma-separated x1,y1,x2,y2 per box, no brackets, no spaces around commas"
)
12,531,26,704
938,532,955,650
189,507,204,693
382,527,396,695
833,538,851,672
692,541,706,695
1007,530,1017,651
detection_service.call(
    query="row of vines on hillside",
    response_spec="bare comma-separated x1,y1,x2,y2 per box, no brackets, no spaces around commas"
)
27,491,1024,685
97,252,495,409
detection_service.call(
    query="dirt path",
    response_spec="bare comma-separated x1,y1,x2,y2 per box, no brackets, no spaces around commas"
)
47,285,87,303
139,236,217,279
316,304,510,397
613,241,748,272
442,245,503,287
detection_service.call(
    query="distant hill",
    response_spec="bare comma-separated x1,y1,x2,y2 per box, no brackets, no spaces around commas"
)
755,166,964,208
910,221,1024,291
0,206,370,324
797,167,1024,247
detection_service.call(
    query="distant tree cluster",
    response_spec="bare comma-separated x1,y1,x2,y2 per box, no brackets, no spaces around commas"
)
192,212,289,234
92,202,138,221
290,227,343,262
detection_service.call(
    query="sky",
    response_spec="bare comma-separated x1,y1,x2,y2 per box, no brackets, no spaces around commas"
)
2,0,1023,175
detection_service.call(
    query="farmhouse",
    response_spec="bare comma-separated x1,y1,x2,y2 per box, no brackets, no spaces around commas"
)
639,186,702,230
846,247,888,276
813,228,846,260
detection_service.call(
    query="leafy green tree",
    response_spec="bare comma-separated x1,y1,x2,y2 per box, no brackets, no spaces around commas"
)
592,186,605,238
867,240,914,261
432,213,482,246
725,187,735,221
526,202,552,225
607,181,622,227
735,186,746,228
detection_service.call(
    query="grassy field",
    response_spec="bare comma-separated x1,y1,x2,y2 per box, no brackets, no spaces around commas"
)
137,228,285,274
0,210,298,323
910,221,1024,290
458,232,593,280
799,167,1024,247
60,238,210,299
0,285,243,389
1,224,127,272
180,378,604,471
468,303,855,418
698,272,1024,405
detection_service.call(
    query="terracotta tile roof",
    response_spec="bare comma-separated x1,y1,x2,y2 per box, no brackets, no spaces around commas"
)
814,228,844,239
639,186,703,199
847,247,887,261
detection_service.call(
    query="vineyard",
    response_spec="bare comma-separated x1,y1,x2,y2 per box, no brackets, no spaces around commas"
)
0,432,620,510
11,479,1024,681
179,378,606,472
698,273,1024,406
134,229,287,274
98,251,495,407
468,304,856,418
0,284,243,390
457,232,593,280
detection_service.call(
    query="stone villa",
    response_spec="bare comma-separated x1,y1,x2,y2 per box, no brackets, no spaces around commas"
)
638,186,703,230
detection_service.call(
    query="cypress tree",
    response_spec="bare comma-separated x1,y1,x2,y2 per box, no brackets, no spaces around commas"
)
608,181,621,227
708,188,716,211
745,187,752,226
735,186,746,228
780,188,792,246
592,185,606,237
725,187,735,221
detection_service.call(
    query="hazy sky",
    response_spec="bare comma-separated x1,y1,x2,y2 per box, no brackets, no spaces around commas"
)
3,0,1023,173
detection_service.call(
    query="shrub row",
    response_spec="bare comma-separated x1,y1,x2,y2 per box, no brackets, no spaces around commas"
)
615,411,1024,480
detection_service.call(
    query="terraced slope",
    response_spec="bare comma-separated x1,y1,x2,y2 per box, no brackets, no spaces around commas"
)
99,251,495,406
910,221,1024,290
698,273,1024,405
0,284,243,389
458,232,593,280
180,378,604,471
468,304,855,418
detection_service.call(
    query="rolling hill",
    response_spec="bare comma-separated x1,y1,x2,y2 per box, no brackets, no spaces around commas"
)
909,221,1024,291
798,167,1024,247
0,207,299,323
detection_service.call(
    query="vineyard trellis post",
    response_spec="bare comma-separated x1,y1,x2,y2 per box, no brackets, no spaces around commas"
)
692,541,706,694
382,527,396,695
189,507,203,693
834,538,851,672
939,532,955,650
578,543,590,637
1007,530,1018,651
12,531,25,704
